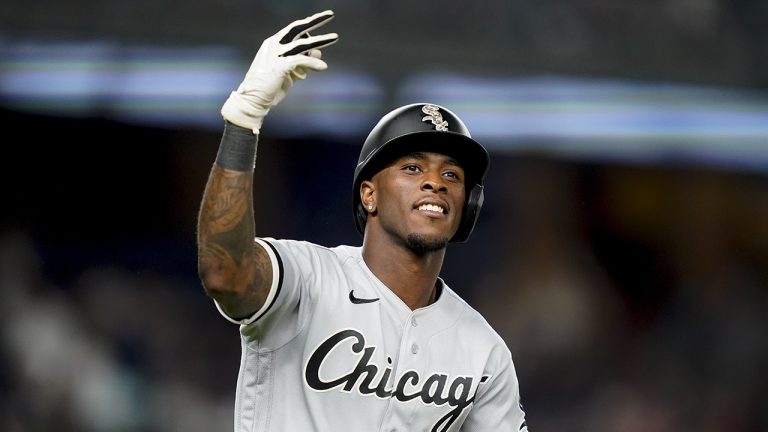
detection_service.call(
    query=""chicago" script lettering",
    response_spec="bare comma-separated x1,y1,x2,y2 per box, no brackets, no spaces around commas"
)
304,329,489,432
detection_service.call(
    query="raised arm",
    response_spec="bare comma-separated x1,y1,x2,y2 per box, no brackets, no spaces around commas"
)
197,11,338,320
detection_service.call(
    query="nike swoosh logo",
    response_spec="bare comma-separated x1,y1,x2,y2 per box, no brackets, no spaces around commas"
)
349,290,380,304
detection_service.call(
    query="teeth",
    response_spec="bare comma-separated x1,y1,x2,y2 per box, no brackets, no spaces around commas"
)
418,204,444,213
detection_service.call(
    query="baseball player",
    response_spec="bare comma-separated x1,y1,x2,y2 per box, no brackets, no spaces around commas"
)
197,10,529,432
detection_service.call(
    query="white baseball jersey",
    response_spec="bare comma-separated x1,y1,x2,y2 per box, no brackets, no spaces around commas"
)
215,238,529,432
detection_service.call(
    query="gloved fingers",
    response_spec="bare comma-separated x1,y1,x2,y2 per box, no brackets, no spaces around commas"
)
282,55,328,72
224,9,338,131
291,66,308,81
278,10,335,44
280,32,338,57
306,49,322,59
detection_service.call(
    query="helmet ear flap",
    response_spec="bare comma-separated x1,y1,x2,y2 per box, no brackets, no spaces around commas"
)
451,184,484,243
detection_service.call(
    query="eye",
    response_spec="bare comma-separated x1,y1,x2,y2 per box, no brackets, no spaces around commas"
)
402,164,422,173
443,170,461,181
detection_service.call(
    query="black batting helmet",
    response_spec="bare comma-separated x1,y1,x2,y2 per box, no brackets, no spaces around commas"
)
352,103,489,243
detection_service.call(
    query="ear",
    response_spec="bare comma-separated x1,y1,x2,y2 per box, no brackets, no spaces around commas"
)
360,180,376,213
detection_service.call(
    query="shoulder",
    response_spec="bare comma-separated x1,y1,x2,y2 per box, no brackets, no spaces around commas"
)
441,283,512,359
259,238,360,270
440,286,524,397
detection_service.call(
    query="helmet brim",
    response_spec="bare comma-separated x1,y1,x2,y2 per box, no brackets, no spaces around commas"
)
353,130,489,194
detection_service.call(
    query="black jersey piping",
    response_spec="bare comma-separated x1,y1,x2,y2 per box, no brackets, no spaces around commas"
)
256,239,284,321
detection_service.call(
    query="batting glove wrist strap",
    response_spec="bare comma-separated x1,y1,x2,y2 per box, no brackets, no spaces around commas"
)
221,10,339,134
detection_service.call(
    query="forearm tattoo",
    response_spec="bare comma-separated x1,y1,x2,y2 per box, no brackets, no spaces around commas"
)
198,166,255,271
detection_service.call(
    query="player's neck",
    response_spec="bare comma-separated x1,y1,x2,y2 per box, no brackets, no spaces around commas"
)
362,235,445,310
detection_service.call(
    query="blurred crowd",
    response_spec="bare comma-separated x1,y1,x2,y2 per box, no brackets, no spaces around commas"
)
0,231,238,432
472,159,768,431
1,154,767,432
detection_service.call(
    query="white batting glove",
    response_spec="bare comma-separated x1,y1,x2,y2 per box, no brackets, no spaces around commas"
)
221,10,339,133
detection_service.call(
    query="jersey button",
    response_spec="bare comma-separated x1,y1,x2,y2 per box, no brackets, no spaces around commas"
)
411,318,418,327
411,343,419,354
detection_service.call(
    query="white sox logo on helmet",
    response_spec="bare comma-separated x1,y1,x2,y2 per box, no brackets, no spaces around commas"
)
422,104,449,131
305,329,490,432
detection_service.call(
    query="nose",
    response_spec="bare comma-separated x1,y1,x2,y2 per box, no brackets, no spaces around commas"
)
421,173,447,193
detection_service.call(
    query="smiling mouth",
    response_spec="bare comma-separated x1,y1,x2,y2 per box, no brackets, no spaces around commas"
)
417,203,446,214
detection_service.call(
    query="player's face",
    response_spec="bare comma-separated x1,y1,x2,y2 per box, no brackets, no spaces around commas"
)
366,151,465,252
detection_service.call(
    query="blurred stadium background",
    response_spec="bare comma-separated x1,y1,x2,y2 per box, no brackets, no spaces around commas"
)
1,1,767,431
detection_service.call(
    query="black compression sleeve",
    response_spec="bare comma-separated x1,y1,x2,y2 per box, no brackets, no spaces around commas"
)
214,121,258,172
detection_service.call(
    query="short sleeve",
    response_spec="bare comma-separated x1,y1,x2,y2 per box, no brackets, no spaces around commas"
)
214,238,318,350
214,238,284,326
